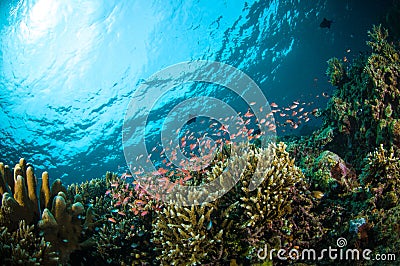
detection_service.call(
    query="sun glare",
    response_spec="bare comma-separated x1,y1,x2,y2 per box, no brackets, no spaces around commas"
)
20,0,60,42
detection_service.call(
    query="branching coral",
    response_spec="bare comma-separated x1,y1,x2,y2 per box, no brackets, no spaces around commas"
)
152,190,227,265
240,142,303,227
0,220,59,265
360,144,400,209
326,57,348,86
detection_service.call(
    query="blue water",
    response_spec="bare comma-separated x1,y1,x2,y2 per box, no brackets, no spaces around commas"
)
0,0,392,184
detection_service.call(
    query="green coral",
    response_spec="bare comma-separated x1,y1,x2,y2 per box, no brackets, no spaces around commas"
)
311,151,341,192
326,57,348,86
360,144,400,208
322,25,400,172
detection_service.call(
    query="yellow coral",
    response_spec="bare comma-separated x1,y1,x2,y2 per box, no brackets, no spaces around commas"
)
239,142,303,227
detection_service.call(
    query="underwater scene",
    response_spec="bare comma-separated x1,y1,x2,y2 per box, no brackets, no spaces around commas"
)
1,0,400,265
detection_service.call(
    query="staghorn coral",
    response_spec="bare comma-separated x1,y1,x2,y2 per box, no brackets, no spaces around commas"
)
152,192,226,265
239,142,303,227
237,142,308,263
67,177,107,204
152,142,250,265
0,220,59,265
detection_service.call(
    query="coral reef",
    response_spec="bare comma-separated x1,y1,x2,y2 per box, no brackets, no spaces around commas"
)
0,158,108,264
153,196,225,265
322,25,400,172
326,57,348,86
310,150,358,196
0,220,59,265
360,144,400,209
239,142,302,227
1,25,399,266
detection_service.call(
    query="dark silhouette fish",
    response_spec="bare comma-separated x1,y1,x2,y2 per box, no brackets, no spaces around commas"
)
187,114,197,125
320,18,332,29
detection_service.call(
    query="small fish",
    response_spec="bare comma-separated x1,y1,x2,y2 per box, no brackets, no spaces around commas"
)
244,110,254,118
206,220,213,230
311,191,325,199
187,114,197,125
320,18,333,29
270,102,278,108
108,217,117,223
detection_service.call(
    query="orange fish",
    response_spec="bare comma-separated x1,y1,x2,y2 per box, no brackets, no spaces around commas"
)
270,102,278,108
108,217,117,223
244,110,254,118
